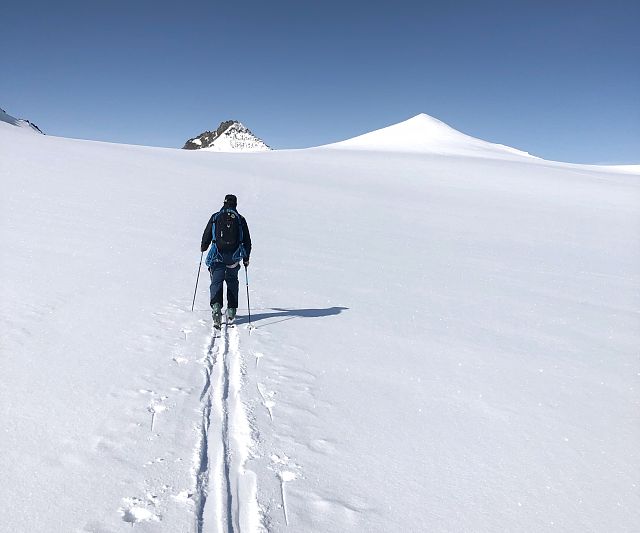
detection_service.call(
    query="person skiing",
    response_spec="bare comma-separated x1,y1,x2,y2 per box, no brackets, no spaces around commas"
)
200,194,251,328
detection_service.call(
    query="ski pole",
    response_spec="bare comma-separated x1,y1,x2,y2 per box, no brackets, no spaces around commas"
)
244,265,253,329
191,252,203,312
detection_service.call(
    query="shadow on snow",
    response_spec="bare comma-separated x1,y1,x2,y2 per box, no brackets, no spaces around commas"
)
236,306,348,328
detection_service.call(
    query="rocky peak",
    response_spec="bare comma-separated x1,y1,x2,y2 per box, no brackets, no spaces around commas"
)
0,107,44,134
183,120,270,152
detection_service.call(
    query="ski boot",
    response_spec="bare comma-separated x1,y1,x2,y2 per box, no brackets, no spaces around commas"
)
212,303,222,329
227,308,237,326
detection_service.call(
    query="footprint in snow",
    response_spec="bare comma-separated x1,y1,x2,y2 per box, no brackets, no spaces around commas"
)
308,438,337,456
277,470,298,526
147,398,169,432
170,386,192,395
270,453,301,470
143,457,166,467
173,490,195,506
119,497,159,524
279,470,296,482
257,383,276,421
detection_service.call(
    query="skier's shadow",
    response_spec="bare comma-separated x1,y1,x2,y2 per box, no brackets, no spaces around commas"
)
235,306,348,328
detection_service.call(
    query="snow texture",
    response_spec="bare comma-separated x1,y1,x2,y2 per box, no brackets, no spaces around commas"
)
1,115,639,532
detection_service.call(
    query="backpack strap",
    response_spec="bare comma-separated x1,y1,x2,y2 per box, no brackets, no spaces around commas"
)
211,211,219,244
236,211,244,242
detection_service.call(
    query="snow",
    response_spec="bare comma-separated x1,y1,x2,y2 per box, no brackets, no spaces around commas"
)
598,164,640,174
322,113,538,159
1,115,639,532
197,122,270,153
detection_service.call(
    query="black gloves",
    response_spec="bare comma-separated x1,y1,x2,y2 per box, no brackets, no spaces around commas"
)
243,258,250,267
201,244,208,252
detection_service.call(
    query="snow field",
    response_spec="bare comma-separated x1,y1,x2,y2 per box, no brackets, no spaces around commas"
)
1,119,639,531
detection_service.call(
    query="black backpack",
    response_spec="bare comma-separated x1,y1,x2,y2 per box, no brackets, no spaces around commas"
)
215,208,241,252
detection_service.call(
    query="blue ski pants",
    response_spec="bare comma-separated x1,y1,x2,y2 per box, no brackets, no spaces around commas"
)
209,262,240,309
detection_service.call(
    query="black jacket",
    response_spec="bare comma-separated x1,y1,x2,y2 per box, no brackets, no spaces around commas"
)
201,209,252,257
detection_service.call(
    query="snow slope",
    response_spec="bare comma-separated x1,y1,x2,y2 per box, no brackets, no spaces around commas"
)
598,164,640,174
322,113,537,159
1,117,639,532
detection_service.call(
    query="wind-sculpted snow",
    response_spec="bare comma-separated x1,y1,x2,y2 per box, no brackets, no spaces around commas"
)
0,121,639,531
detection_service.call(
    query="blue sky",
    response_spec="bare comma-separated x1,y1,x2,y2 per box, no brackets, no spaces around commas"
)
1,0,638,163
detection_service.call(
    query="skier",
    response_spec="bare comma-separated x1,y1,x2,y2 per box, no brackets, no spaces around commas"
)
200,194,251,328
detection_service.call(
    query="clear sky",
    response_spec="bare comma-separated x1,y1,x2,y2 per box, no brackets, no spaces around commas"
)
1,0,638,163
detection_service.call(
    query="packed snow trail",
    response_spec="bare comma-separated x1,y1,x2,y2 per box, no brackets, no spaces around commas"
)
197,321,262,533
195,330,218,532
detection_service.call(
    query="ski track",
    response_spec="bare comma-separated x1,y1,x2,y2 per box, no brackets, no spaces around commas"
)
222,326,234,533
195,331,217,532
196,322,262,533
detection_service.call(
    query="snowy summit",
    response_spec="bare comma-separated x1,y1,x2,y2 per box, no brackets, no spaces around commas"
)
323,113,536,159
183,120,271,152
